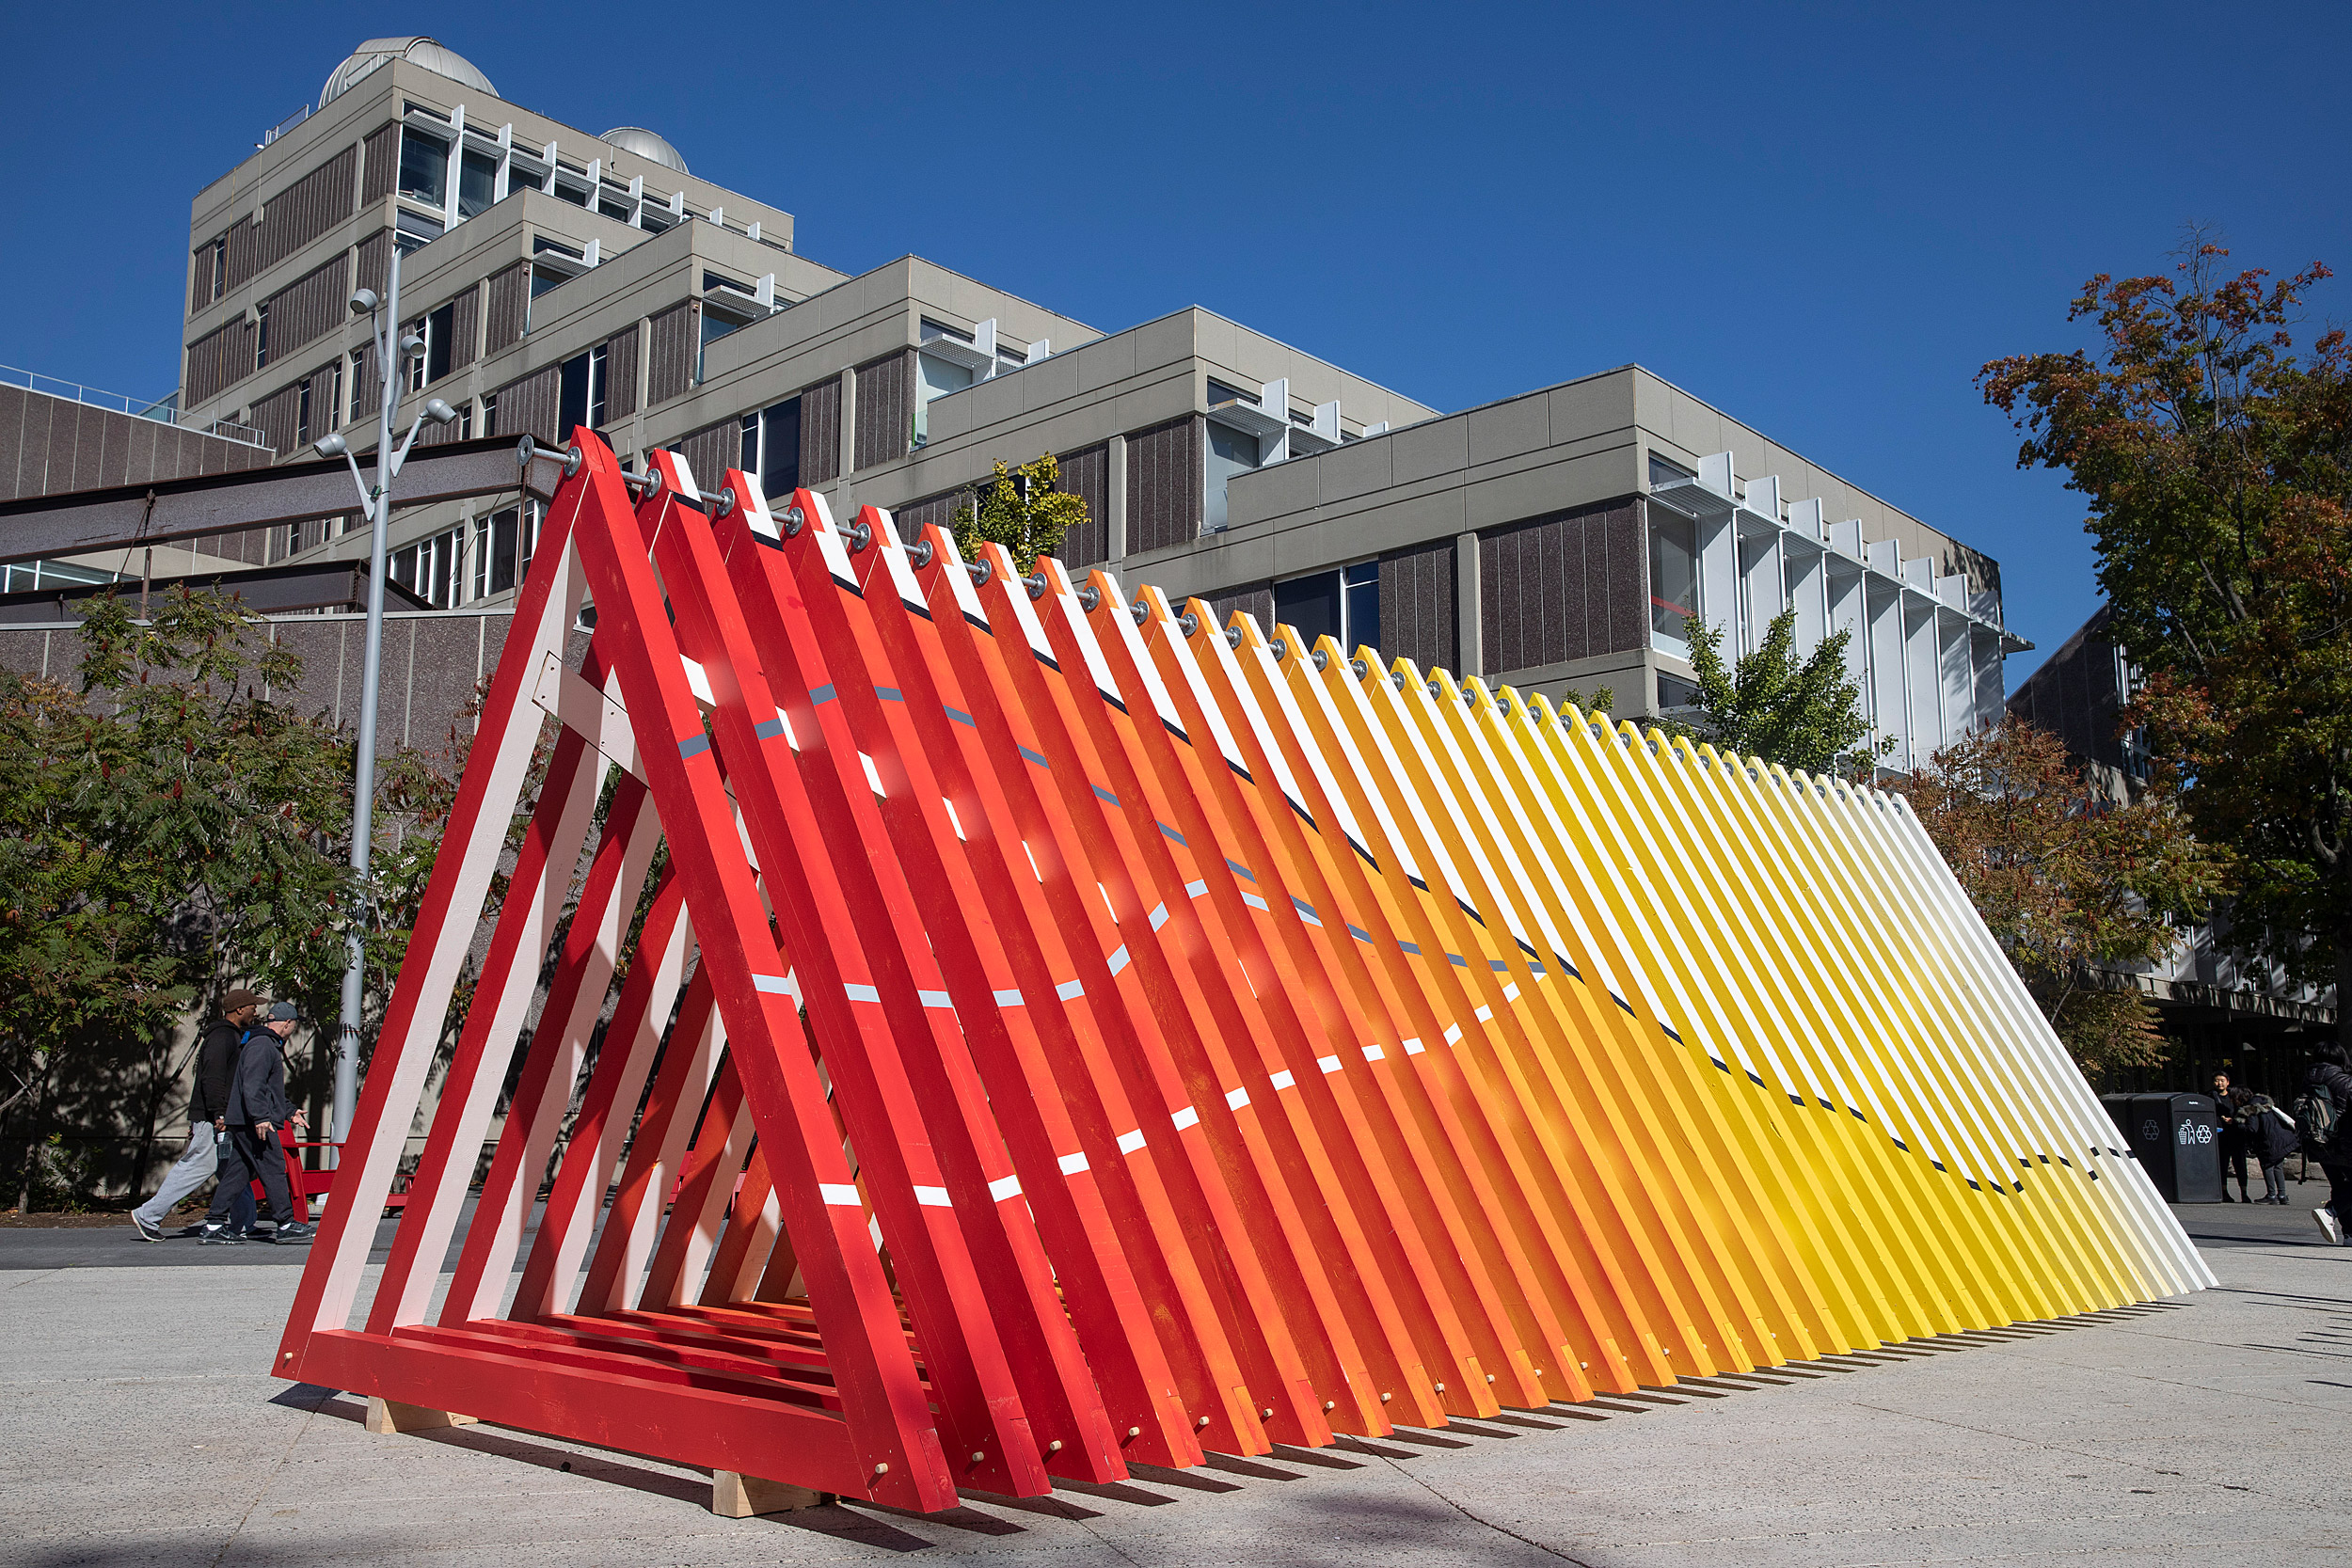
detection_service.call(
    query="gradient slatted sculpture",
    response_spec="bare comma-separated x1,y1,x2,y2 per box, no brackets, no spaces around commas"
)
277,434,2209,1513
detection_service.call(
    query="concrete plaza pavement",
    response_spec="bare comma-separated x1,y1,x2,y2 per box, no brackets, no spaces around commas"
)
2,1198,2346,1567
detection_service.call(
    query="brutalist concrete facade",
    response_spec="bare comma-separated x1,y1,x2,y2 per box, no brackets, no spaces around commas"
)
170,37,2016,755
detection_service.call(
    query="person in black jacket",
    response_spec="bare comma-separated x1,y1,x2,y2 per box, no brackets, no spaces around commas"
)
2243,1094,2299,1204
130,990,262,1242
2304,1044,2352,1244
199,1001,312,1245
2212,1072,2253,1201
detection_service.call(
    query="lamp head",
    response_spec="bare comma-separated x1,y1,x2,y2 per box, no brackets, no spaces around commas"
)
312,432,348,459
422,399,459,427
399,332,425,357
348,288,379,316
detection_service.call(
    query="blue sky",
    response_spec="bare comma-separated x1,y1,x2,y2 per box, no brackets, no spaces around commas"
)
6,2,2346,680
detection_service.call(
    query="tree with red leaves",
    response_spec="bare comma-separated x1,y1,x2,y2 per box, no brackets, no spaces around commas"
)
1981,238,2352,1003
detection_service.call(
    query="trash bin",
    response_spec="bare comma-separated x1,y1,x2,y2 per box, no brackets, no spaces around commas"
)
2101,1093,2222,1202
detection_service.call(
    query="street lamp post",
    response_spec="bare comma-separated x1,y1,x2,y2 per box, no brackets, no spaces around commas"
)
310,244,458,1164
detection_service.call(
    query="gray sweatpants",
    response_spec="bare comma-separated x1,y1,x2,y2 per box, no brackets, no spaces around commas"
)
133,1123,219,1227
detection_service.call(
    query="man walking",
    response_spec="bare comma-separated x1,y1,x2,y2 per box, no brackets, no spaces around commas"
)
199,1001,313,1245
2303,1043,2352,1245
2213,1071,2253,1202
130,990,261,1243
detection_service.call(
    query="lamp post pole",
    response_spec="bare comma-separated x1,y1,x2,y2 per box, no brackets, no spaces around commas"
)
314,245,458,1167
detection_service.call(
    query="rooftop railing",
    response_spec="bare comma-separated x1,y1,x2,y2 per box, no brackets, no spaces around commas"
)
0,365,271,450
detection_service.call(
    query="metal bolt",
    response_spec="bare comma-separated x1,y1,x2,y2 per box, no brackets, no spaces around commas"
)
1197,1416,1211,1428
907,539,934,569
1261,1407,1274,1420
1023,572,1047,600
1380,1391,1391,1402
1076,584,1102,612
781,504,806,537
1311,648,1329,672
1224,626,1243,650
847,521,872,553
874,1462,890,1474
1129,597,1149,626
1435,1382,1446,1393
563,442,582,478
1048,1440,1063,1452
971,1451,986,1464
1350,657,1369,679
1323,1400,1336,1412
1125,1426,1140,1438
967,558,993,584
1179,611,1200,638
710,483,735,518
1269,640,1288,660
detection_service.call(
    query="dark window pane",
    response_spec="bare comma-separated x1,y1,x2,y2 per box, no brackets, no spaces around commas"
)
558,352,589,441
458,150,498,218
1275,570,1343,652
1649,512,1698,643
1344,561,1380,655
398,130,448,206
491,509,519,594
426,303,454,384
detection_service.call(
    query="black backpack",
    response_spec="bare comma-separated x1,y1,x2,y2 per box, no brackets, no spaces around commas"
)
2294,1086,2337,1152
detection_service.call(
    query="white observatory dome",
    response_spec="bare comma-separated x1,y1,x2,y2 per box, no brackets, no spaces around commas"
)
320,38,498,110
599,127,690,176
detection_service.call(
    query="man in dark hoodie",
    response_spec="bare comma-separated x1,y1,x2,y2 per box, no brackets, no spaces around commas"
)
2305,1043,2352,1245
130,990,262,1243
199,1001,312,1245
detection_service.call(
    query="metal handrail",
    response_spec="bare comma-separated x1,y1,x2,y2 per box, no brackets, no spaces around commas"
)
258,103,311,150
0,365,270,450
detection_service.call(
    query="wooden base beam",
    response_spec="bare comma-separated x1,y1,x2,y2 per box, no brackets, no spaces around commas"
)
712,1469,827,1516
365,1396,481,1434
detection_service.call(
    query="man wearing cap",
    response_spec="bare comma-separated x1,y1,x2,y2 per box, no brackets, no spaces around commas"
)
199,1001,313,1245
131,990,262,1243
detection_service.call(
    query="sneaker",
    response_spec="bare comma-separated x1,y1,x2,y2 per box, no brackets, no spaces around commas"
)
2316,1209,2344,1246
199,1223,244,1246
133,1214,165,1243
272,1222,315,1245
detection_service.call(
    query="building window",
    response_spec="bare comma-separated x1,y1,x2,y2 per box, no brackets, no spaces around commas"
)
1649,509,1698,655
1648,451,1694,487
1207,379,1260,408
695,303,751,384
389,524,465,608
599,185,633,223
558,344,607,441
914,352,975,446
1658,672,1701,711
203,237,227,304
458,150,498,219
398,128,449,207
295,377,312,448
394,208,443,255
1204,423,1260,533
476,505,525,596
253,303,271,369
481,389,498,436
405,301,457,389
1272,561,1380,656
740,397,802,495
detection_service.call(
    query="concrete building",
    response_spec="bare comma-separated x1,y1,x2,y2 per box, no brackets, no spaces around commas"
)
160,35,2022,763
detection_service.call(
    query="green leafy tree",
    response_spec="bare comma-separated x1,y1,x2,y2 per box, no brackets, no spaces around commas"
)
1980,240,2352,996
0,587,455,1209
1672,606,1889,777
1901,721,2227,1084
951,454,1089,573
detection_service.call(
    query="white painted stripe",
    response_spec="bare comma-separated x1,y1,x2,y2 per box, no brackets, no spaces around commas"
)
1057,1151,1090,1175
1240,892,1270,911
845,983,882,1004
752,974,795,995
1502,981,1519,1001
819,1183,862,1206
1184,879,1209,898
1474,1005,1493,1022
1225,1086,1250,1110
1170,1105,1200,1131
681,656,716,705
1403,1037,1425,1054
1317,1054,1343,1074
1362,1043,1385,1062
914,1186,952,1208
1106,944,1132,974
860,752,887,797
1148,902,1170,931
918,990,953,1008
1269,1069,1295,1090
993,989,1025,1006
1442,1023,1463,1044
869,1215,885,1249
943,798,965,839
1056,978,1085,1001
988,1175,1022,1202
1116,1129,1147,1154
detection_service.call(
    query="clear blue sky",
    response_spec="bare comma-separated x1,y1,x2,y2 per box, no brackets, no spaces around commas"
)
6,2,2346,681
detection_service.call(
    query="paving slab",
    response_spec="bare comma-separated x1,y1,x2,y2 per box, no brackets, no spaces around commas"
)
2,1200,2346,1567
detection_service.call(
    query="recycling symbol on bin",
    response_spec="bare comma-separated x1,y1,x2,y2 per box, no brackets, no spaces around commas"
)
2178,1118,2210,1146
2139,1118,2160,1143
